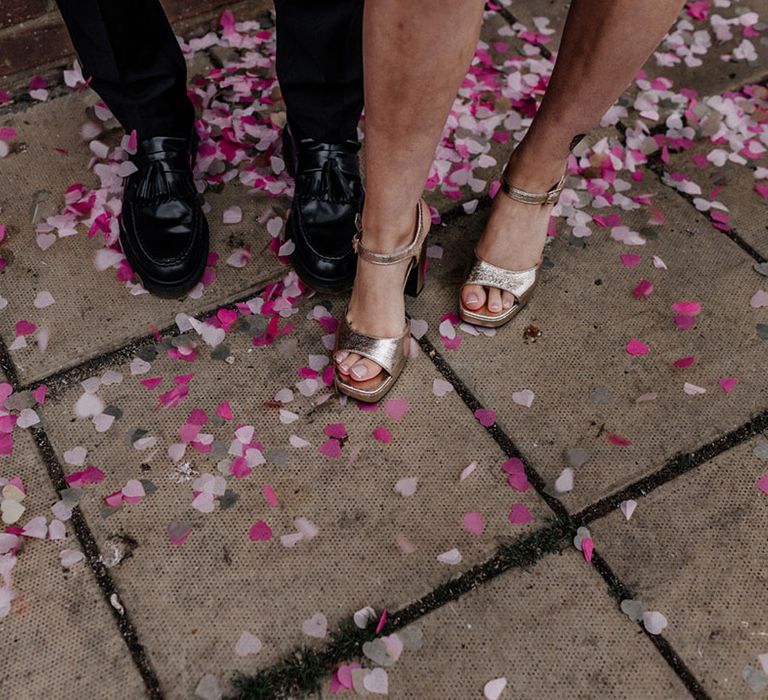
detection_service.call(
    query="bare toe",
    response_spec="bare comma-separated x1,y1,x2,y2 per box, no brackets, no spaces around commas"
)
486,287,503,315
462,284,486,310
349,358,383,383
501,291,516,310
337,352,359,376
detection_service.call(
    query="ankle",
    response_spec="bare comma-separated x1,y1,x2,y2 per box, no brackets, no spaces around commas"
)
359,204,423,253
504,141,568,193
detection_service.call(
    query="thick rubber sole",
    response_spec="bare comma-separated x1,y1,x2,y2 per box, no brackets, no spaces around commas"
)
118,220,209,299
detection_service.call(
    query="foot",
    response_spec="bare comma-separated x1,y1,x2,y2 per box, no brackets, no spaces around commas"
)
120,133,209,298
334,203,430,391
461,147,567,317
283,126,364,293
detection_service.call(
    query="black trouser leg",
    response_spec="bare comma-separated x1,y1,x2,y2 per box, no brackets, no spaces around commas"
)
274,0,364,144
55,0,194,139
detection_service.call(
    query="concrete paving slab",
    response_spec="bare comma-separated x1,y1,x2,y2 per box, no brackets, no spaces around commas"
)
589,437,768,699
409,180,768,511
334,551,687,699
0,374,145,699
504,0,768,100
0,90,285,385
36,298,548,698
665,141,768,259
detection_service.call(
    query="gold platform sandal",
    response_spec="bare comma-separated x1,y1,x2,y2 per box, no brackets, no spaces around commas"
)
458,170,566,329
334,198,430,403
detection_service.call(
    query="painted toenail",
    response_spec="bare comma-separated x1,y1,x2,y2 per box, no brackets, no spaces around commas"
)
466,293,478,304
351,365,369,379
490,304,500,311
340,364,349,372
503,299,513,308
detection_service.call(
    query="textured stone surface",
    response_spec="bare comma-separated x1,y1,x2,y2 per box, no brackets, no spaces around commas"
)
590,437,768,699
37,307,546,697
410,182,767,510
351,551,687,699
0,92,285,384
0,374,145,699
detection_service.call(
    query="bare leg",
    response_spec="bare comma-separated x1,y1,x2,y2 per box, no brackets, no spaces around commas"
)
462,0,685,315
335,0,485,388
336,0,685,386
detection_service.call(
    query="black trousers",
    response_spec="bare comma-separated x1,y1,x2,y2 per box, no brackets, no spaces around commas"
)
56,0,364,144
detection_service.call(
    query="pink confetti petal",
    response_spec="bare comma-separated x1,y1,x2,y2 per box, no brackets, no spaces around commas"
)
755,475,768,494
672,301,701,316
474,408,496,427
582,537,594,563
384,398,409,421
461,511,485,536
261,484,280,508
620,254,642,268
719,377,737,393
508,503,533,525
632,280,654,297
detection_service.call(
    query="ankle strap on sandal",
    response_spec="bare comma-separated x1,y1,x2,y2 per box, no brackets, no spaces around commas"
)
352,200,426,265
500,169,566,206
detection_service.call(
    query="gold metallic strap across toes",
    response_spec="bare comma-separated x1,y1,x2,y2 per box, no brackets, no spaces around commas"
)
458,168,565,329
334,320,410,402
459,256,541,328
334,198,429,403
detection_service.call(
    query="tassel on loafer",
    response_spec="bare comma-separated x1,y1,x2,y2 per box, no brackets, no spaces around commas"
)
119,133,209,298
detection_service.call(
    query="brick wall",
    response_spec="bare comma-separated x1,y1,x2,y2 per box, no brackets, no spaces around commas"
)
0,0,271,88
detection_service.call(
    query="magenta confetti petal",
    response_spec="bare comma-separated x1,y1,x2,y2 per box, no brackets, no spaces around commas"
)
248,520,273,541
755,475,768,494
216,402,234,419
718,377,737,393
319,439,342,459
373,427,392,443
626,338,649,355
632,279,654,297
32,384,47,404
474,408,496,427
15,320,37,336
375,609,387,634
323,423,347,439
582,537,594,563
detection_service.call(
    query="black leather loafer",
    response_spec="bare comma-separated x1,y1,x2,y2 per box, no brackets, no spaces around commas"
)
120,134,209,298
283,127,364,293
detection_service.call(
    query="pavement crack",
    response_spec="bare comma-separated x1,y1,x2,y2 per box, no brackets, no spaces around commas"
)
28,420,164,699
